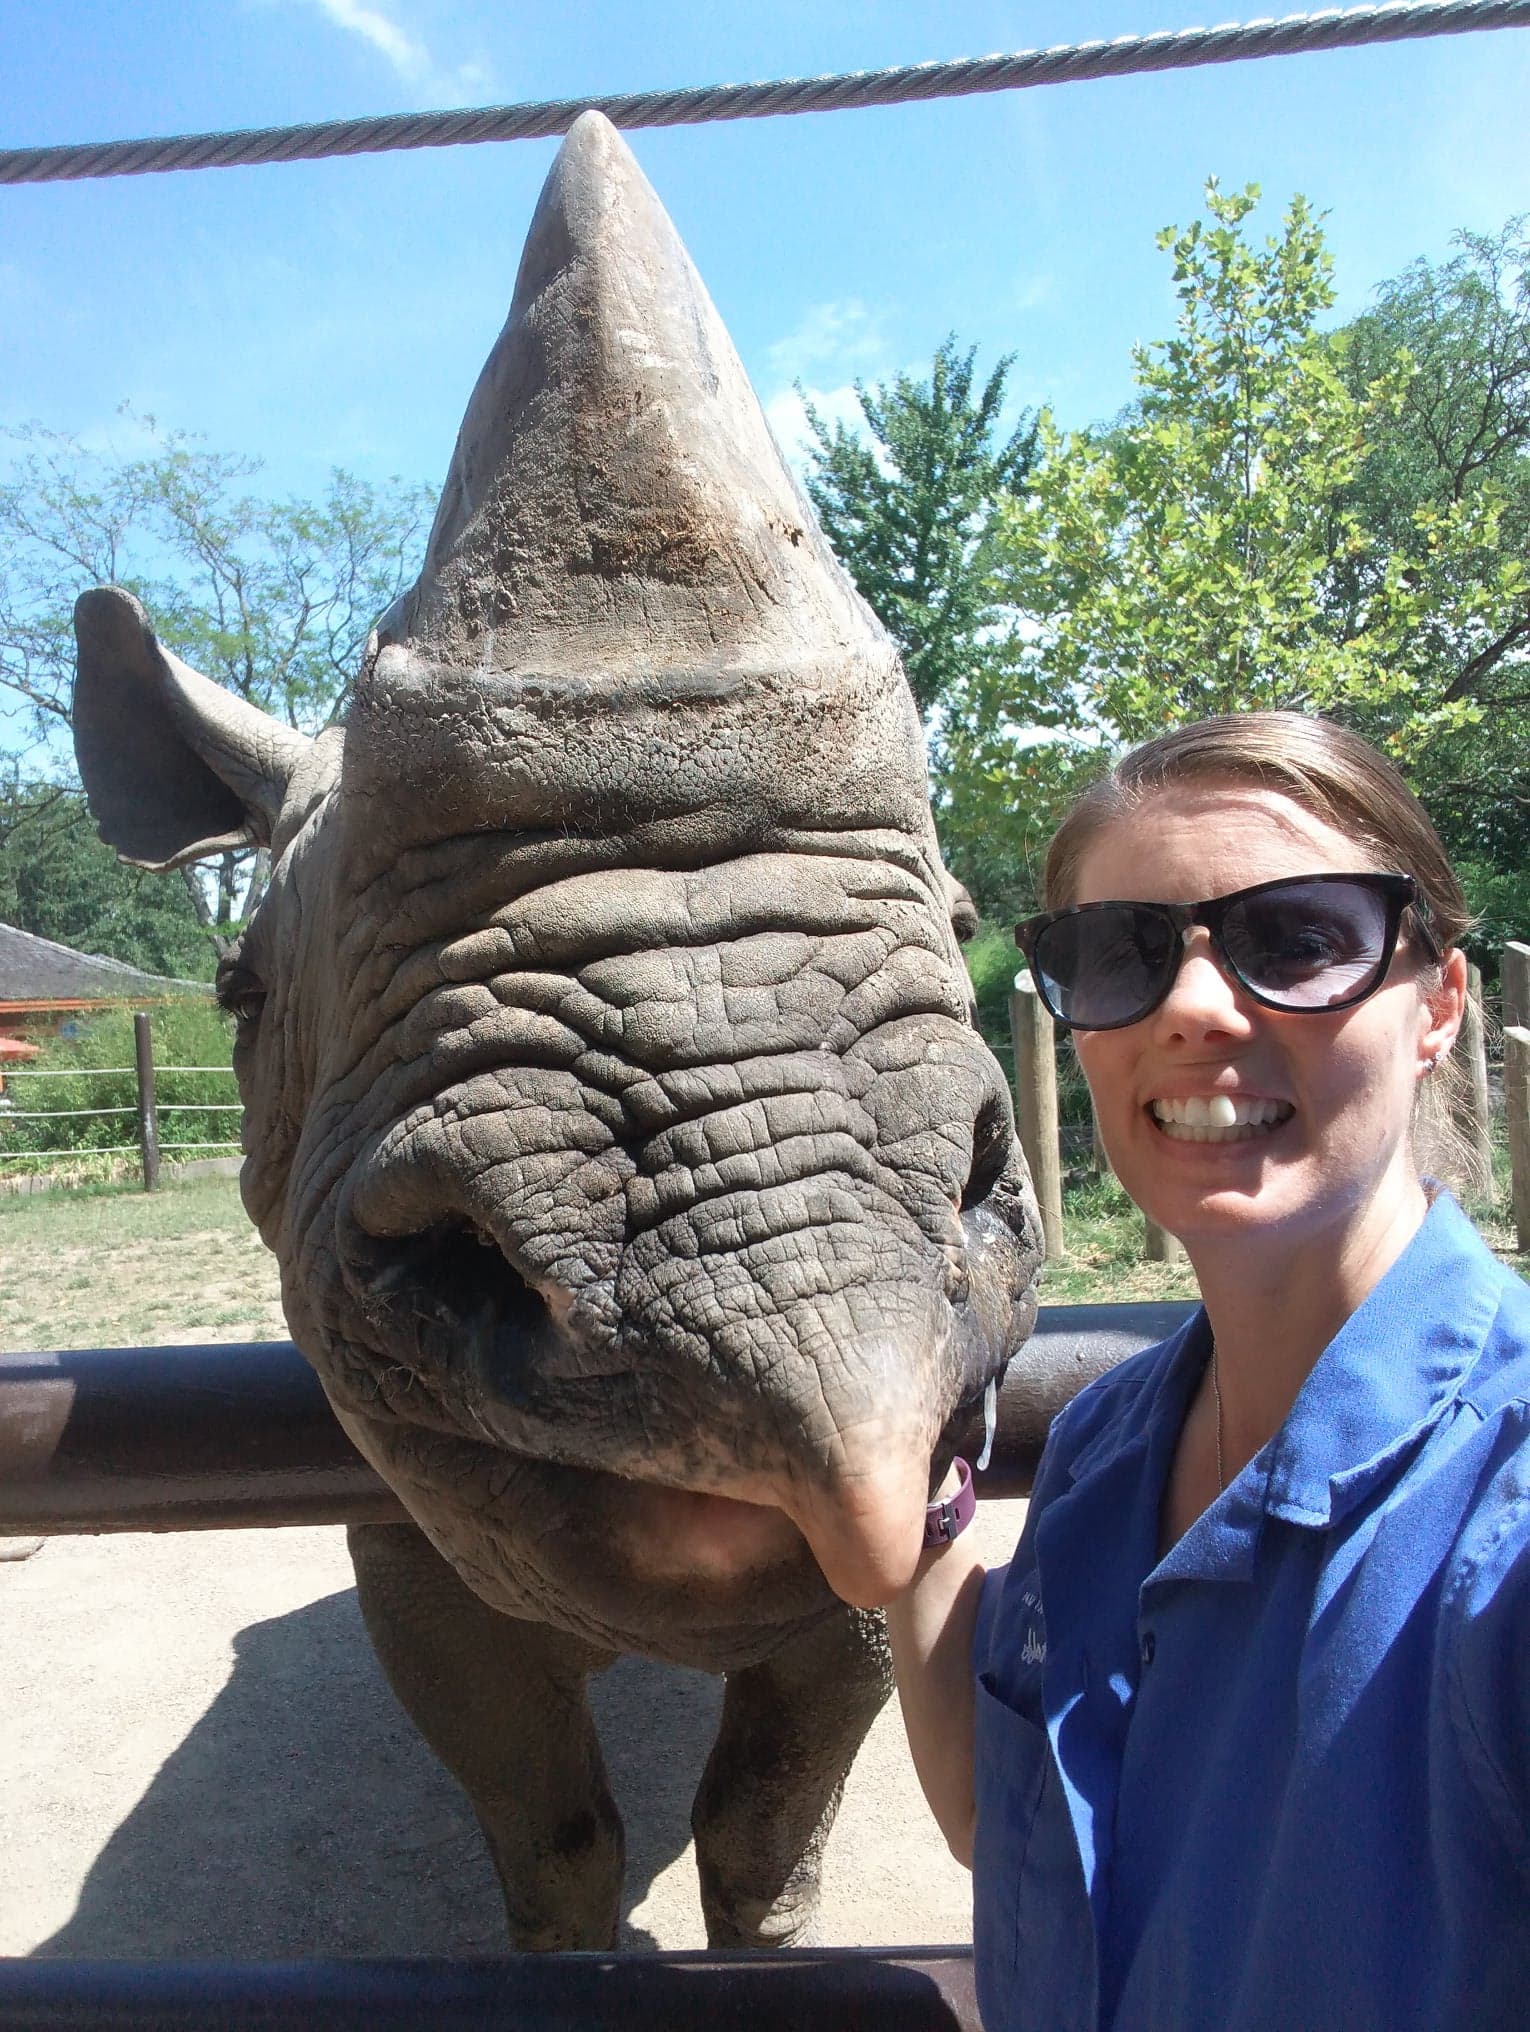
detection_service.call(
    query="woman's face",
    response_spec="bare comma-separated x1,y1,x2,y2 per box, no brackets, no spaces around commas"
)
1069,781,1466,1271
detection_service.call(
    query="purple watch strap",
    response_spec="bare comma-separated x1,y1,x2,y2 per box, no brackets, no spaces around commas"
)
923,1457,976,1547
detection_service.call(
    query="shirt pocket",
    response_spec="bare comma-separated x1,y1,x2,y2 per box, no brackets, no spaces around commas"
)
972,1672,1053,2023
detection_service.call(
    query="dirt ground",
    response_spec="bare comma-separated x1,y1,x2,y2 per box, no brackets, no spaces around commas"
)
0,1504,1026,1958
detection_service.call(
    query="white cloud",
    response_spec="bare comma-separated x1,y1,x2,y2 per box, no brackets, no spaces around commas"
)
313,0,427,77
757,300,894,478
764,299,887,387
763,382,865,481
299,0,494,105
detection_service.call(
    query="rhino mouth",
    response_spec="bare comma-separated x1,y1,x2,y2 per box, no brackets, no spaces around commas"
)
332,1383,842,1659
324,1091,1036,1611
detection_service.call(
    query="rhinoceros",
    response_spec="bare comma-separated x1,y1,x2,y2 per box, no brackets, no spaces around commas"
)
71,112,1042,1950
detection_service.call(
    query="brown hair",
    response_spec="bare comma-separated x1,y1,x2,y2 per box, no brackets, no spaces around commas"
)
1043,711,1480,1189
1044,711,1470,948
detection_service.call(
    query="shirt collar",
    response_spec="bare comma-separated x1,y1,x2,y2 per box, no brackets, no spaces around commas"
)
1064,1310,1210,1492
1263,1191,1500,1528
1059,1192,1502,1536
1061,1312,1270,1587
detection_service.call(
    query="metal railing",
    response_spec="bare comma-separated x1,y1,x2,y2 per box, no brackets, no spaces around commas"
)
0,1302,1188,1535
2,1947,981,2031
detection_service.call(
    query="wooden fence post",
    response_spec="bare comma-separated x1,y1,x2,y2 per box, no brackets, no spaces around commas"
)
1009,975,1065,1259
1091,1111,1112,1178
1506,1026,1530,1257
1143,1216,1183,1263
1457,963,1494,1198
133,1011,160,1193
1504,942,1530,1033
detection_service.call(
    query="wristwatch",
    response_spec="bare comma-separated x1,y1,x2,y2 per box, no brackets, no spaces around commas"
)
923,1457,975,1547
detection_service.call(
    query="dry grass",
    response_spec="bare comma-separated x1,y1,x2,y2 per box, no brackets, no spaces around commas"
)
0,1177,285,1352
1,1166,1522,1357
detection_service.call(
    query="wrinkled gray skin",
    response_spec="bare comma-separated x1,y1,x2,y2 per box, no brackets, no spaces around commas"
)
72,114,1042,1950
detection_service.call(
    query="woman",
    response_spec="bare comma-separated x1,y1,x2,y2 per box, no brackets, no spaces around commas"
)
889,712,1530,2032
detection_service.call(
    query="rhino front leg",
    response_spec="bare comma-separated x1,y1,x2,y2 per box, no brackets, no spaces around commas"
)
347,1520,624,1951
691,1605,893,1948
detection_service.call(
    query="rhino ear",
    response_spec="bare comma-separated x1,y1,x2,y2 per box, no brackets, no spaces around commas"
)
73,586,310,871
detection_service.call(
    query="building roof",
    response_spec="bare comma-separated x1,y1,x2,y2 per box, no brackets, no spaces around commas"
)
0,922,209,1007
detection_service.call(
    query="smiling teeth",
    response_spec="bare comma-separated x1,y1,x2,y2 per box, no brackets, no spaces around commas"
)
1150,1095,1294,1142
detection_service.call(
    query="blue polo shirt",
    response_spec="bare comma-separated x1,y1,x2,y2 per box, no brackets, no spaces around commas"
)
972,1193,1530,2032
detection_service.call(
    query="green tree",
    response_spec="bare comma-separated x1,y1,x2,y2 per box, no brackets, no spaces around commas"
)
1335,217,1530,909
0,412,430,954
953,184,1527,922
992,182,1408,731
0,769,213,980
1339,216,1530,693
799,338,1037,716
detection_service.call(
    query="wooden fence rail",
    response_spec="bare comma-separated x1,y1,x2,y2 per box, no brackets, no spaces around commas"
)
1504,942,1530,1031
1007,977,1064,1257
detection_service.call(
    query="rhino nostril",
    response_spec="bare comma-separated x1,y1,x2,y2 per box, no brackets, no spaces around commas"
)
961,1082,1014,1211
348,1216,548,1341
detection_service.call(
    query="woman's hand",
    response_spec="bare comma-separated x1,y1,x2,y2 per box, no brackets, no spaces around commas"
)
883,1462,986,1868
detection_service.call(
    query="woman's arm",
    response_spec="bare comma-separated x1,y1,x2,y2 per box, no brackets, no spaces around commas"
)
884,1463,988,1868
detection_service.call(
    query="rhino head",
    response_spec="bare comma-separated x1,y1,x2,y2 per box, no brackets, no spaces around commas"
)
73,113,1041,1664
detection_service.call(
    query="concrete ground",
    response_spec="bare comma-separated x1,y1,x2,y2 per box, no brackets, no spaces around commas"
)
1,1499,1026,1959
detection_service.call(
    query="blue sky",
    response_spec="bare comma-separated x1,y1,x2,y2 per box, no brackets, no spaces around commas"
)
4,1,1529,508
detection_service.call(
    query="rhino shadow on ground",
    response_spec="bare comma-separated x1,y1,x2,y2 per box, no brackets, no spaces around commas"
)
32,1585,724,1959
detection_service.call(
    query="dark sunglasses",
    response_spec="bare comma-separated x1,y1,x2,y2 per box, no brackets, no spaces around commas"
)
1015,871,1440,1032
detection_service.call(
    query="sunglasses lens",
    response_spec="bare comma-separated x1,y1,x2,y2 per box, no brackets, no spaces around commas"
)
1033,904,1179,1027
1222,879,1392,1008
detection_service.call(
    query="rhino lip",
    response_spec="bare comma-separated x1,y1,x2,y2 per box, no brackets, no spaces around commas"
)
337,1185,1029,1565
595,1477,814,1589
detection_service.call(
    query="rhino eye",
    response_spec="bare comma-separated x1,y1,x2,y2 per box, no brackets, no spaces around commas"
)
216,955,268,1030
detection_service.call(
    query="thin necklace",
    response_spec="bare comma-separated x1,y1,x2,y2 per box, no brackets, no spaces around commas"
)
1210,1341,1226,1494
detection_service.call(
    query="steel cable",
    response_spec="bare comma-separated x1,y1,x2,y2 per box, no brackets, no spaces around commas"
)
3,1,1529,186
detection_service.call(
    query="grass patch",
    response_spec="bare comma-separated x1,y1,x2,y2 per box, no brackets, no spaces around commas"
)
0,1175,250,1248
1041,1173,1202,1305
1042,1147,1527,1307
1,1155,1522,1355
0,1176,285,1352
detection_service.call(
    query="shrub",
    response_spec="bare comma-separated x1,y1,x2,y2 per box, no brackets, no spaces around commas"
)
0,998,239,1175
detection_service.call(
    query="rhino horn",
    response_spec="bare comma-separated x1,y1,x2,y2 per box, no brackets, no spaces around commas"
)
73,586,312,870
391,109,882,680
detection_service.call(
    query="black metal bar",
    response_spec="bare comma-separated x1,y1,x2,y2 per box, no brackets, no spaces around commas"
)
0,1947,980,2031
966,1299,1194,1497
0,1304,1195,1535
0,1337,405,1534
